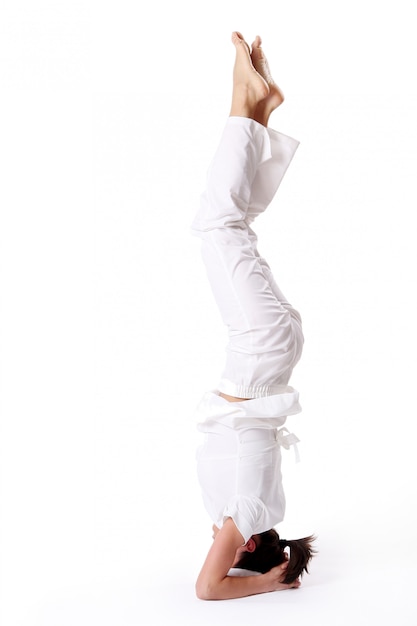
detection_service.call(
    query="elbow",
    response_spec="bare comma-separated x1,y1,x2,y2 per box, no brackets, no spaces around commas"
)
195,582,211,601
195,588,210,601
195,577,216,601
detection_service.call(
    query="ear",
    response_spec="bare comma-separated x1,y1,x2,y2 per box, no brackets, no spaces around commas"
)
245,537,257,553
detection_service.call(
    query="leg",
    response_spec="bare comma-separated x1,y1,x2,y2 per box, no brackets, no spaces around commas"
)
192,34,302,399
228,33,300,289
193,33,298,231
244,38,302,337
246,35,298,221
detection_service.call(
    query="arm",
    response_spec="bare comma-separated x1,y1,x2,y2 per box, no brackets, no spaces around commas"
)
195,518,299,600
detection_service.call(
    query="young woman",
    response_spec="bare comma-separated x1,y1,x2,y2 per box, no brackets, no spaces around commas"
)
191,32,315,601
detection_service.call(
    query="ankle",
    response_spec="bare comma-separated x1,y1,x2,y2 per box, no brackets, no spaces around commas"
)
230,93,258,120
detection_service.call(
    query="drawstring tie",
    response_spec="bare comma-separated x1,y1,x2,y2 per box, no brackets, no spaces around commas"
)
276,427,300,463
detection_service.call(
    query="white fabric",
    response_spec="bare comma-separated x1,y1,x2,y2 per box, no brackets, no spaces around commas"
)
192,117,303,542
191,116,303,398
194,388,301,431
228,568,261,577
195,392,300,543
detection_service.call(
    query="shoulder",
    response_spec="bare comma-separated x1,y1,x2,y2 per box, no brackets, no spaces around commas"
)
195,517,244,596
224,495,266,544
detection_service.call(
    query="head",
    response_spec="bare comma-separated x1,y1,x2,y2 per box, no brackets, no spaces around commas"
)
234,529,317,584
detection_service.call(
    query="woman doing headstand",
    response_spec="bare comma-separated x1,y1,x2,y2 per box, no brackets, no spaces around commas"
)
191,32,315,601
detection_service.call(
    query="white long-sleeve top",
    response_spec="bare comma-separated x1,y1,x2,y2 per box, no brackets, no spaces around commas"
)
195,388,301,543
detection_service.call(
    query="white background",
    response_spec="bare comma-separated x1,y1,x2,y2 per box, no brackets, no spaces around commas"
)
1,1,416,624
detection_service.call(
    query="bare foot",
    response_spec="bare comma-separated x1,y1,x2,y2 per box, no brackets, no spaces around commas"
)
250,35,284,126
230,32,269,120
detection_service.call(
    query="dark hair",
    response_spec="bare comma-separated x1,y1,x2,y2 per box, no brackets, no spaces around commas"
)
235,529,317,584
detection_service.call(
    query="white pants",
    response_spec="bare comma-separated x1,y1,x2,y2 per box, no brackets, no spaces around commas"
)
192,116,303,399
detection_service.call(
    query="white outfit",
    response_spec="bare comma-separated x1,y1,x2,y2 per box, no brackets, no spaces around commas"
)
194,391,301,543
191,117,303,543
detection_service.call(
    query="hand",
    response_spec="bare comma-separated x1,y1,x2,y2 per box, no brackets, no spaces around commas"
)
265,561,301,592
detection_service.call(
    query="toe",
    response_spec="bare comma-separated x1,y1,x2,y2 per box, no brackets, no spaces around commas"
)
252,35,262,49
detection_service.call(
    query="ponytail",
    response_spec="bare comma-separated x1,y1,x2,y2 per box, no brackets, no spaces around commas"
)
279,535,317,584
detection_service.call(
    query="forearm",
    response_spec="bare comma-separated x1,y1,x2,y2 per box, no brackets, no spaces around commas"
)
195,519,298,600
196,573,272,601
